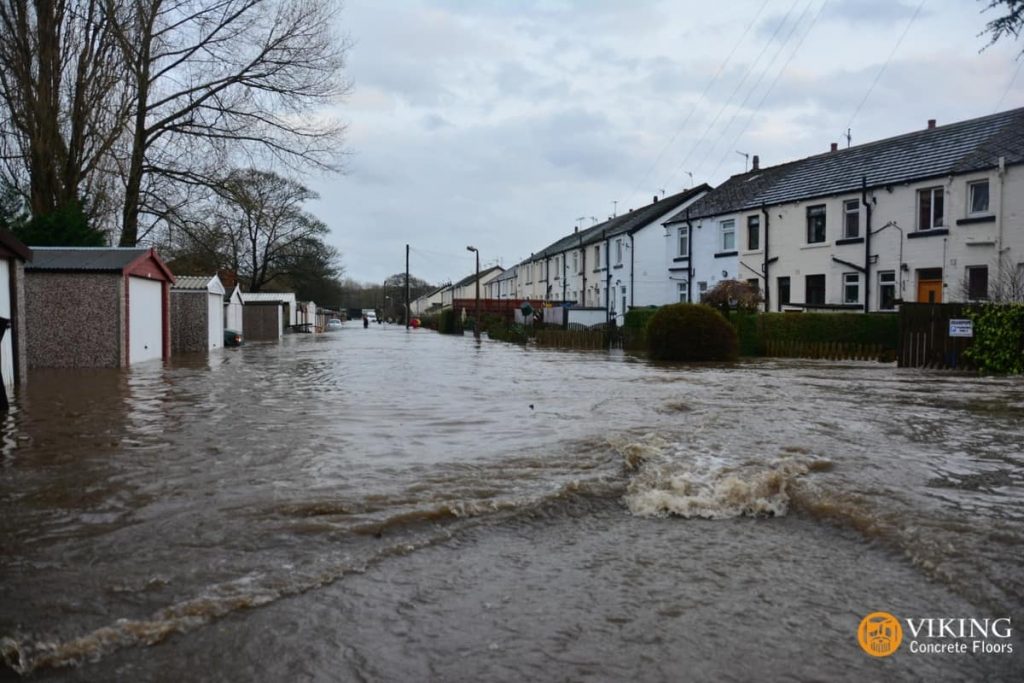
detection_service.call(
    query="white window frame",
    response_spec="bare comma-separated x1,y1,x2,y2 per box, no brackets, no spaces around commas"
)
843,272,860,304
878,271,896,311
918,187,944,230
615,238,623,265
594,244,601,269
968,179,990,216
806,205,827,244
678,226,689,257
573,251,579,274
720,219,735,252
677,281,689,302
746,215,760,251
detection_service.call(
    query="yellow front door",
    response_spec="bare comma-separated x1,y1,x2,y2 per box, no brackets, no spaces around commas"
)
917,279,942,304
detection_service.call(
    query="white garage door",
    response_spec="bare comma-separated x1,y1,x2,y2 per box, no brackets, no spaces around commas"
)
207,292,223,350
0,259,12,388
129,276,163,364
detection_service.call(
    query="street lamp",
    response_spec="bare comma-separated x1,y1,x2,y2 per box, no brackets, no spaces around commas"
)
466,245,480,339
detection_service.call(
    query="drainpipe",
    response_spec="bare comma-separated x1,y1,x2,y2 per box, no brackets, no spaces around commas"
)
997,156,1006,282
629,233,635,308
861,176,871,313
580,233,587,306
604,230,611,326
562,249,568,301
685,209,694,303
761,204,771,312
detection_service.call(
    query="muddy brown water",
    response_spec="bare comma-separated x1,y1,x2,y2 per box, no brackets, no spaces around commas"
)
1,323,1022,681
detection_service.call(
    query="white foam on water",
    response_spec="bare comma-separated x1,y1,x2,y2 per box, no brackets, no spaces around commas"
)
614,433,823,520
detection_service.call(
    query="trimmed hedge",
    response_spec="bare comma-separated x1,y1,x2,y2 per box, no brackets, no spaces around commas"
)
647,304,739,361
729,311,898,356
965,303,1024,374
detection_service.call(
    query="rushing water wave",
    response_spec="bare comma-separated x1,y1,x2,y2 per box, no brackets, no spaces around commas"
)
1,323,1022,680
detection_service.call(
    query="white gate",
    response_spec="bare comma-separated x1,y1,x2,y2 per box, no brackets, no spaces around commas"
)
129,277,163,364
0,259,11,387
207,292,223,350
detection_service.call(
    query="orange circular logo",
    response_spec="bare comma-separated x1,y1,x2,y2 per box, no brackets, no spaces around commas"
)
858,612,903,657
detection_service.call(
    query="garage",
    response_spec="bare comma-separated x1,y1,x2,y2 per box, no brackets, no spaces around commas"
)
170,275,226,354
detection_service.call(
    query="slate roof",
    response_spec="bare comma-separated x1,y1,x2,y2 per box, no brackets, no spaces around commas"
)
26,247,152,271
532,185,711,257
454,266,505,288
669,106,1024,222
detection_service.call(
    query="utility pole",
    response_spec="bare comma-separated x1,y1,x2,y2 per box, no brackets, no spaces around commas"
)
405,244,411,329
466,246,480,339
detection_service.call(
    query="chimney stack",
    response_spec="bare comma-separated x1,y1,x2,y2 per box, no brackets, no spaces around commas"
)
752,155,759,171
574,225,579,233
830,142,838,153
653,195,658,203
928,119,936,129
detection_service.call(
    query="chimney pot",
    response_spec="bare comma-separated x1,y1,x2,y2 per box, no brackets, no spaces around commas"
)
653,195,658,203
830,142,838,153
928,119,936,129
752,155,759,171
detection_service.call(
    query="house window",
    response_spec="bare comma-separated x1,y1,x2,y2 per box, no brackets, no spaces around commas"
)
678,226,689,256
594,244,601,268
573,251,579,274
698,281,708,297
878,271,896,310
747,215,760,250
967,266,988,300
843,199,860,238
777,276,791,310
720,220,736,251
677,281,689,302
843,272,860,304
968,180,990,215
615,239,623,265
805,274,826,305
806,205,826,243
746,278,759,293
918,187,944,230
621,286,627,315
554,256,560,279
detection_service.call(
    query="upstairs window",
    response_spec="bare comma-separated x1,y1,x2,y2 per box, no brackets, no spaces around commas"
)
677,226,689,257
615,238,623,265
554,256,560,278
968,180,990,215
806,205,826,243
746,215,760,250
720,219,736,251
573,251,579,274
594,244,601,268
918,187,944,230
843,199,860,238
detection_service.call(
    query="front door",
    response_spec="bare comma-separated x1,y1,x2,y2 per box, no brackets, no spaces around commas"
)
917,278,942,304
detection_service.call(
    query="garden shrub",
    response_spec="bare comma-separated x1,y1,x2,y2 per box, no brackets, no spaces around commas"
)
646,304,738,361
965,303,1024,374
438,308,461,335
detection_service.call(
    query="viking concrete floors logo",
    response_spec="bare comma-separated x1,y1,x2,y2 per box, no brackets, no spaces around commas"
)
858,612,1014,657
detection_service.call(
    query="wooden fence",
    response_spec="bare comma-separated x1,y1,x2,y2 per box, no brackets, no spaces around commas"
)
764,340,890,361
534,328,609,350
897,303,977,369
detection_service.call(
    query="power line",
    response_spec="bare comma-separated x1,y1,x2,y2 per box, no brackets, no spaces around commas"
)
626,0,772,206
689,0,816,182
845,0,925,133
995,57,1024,112
709,0,831,180
663,0,804,192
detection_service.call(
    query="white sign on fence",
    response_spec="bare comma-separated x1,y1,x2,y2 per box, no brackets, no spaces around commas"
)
948,319,973,338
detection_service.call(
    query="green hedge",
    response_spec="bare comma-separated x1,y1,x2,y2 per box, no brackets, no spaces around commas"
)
965,303,1024,374
728,312,898,355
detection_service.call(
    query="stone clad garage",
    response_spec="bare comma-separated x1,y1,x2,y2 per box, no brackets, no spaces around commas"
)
0,229,32,390
171,275,226,354
25,247,175,368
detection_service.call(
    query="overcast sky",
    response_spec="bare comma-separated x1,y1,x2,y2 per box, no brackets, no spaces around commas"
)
305,0,1024,286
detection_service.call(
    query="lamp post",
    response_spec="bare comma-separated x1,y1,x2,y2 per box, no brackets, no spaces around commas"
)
466,245,480,339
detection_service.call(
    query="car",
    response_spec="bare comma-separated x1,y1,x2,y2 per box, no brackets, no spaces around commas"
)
325,318,343,331
224,329,243,346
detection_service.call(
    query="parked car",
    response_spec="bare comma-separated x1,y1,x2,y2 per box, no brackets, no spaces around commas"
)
224,329,243,346
325,318,343,331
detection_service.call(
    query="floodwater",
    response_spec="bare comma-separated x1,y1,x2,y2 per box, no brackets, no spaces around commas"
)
1,323,1022,681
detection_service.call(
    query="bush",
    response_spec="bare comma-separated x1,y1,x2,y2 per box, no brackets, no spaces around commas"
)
646,303,738,361
438,308,461,335
965,303,1024,374
702,280,763,313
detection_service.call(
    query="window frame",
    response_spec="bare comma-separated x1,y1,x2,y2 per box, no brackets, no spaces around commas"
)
720,219,736,252
917,186,945,231
966,265,989,300
593,244,601,269
615,238,623,265
843,272,860,304
878,270,897,311
677,225,689,257
968,179,990,216
746,215,760,251
806,205,827,244
777,276,791,310
843,199,860,239
805,274,826,305
677,281,689,303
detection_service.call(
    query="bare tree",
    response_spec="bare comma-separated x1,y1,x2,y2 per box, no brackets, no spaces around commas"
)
980,0,1024,54
204,168,329,292
0,0,132,225
955,255,1024,303
104,0,350,246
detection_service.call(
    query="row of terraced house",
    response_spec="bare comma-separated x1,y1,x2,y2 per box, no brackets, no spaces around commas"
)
419,107,1024,325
